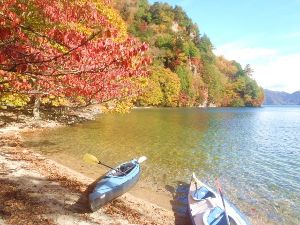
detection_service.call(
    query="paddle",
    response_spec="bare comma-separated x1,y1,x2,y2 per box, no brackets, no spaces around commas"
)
83,153,147,175
215,178,231,225
137,155,147,163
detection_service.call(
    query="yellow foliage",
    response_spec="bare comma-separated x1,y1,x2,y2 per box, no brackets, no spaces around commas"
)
41,95,69,106
77,0,128,41
0,93,30,108
101,98,134,114
66,22,93,36
137,77,163,106
114,99,134,113
48,40,69,53
151,66,181,107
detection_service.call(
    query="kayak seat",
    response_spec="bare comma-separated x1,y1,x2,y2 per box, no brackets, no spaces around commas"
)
203,206,228,225
110,162,136,177
192,186,216,201
120,162,135,173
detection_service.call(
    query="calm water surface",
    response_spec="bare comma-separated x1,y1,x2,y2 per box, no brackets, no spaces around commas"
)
23,106,300,224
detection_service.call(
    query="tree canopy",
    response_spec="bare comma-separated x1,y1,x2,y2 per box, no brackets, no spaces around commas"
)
0,0,150,117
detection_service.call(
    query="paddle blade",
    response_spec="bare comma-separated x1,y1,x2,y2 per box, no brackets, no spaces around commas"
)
215,178,223,192
137,156,147,164
83,153,99,164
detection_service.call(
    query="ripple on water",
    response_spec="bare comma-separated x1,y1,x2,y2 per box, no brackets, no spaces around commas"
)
22,106,300,225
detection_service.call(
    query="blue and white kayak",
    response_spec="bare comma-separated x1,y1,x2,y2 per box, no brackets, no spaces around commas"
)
188,173,251,225
89,157,146,211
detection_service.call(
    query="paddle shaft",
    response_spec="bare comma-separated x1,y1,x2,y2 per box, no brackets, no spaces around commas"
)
98,161,127,175
218,188,230,225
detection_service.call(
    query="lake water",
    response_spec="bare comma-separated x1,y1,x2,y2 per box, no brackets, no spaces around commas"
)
23,106,300,225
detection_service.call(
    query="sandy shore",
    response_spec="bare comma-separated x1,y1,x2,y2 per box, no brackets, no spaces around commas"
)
0,130,177,225
0,108,181,225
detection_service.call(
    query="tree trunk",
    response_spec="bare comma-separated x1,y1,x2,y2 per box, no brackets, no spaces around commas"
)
33,94,41,120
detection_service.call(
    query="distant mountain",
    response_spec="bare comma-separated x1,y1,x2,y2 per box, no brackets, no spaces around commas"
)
264,89,300,105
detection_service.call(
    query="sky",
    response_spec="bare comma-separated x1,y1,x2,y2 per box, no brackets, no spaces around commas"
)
149,0,300,93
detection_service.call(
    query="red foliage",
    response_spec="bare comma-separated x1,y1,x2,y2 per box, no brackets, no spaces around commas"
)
178,92,189,107
0,0,150,105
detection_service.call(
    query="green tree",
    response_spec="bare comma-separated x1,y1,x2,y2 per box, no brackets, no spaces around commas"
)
198,34,215,63
201,63,225,104
183,40,201,58
175,66,192,92
149,2,174,25
155,34,174,49
152,66,181,107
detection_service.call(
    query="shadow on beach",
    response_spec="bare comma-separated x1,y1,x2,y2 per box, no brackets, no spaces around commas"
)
70,175,106,213
165,181,192,225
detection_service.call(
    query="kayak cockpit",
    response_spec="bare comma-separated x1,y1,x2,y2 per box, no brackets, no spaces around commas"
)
192,185,216,201
203,206,238,225
107,161,137,177
191,173,216,201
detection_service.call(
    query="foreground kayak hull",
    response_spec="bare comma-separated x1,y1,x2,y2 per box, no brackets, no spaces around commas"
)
188,173,250,225
89,160,141,211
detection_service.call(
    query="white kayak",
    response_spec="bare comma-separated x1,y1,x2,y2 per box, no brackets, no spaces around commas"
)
188,173,251,225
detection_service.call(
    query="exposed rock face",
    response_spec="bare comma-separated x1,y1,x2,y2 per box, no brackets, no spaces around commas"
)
198,87,209,107
171,22,179,33
198,101,207,108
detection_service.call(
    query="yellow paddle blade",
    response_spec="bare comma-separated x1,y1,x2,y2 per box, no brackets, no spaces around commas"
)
83,153,99,164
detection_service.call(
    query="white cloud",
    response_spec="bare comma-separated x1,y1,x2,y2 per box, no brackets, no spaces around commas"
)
213,43,278,64
214,43,300,93
254,53,300,93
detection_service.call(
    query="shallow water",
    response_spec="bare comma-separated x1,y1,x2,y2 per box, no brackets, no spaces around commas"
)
23,106,300,225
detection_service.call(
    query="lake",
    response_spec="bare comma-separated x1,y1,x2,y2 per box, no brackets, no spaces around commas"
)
23,106,300,225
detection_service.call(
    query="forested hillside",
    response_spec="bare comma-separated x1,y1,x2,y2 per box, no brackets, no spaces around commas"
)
114,0,264,107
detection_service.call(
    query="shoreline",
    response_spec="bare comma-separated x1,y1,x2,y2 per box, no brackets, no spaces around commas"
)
41,152,176,212
0,108,185,225
0,108,278,225
0,129,177,225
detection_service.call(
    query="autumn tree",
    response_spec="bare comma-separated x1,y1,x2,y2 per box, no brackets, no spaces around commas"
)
136,76,163,106
0,0,150,118
149,66,180,107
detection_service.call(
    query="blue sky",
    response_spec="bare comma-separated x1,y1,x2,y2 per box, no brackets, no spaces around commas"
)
149,0,300,93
